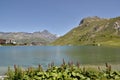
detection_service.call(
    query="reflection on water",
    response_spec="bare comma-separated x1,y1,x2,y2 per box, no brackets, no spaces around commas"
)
0,46,120,74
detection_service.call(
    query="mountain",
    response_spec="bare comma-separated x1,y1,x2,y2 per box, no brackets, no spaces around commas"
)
52,16,120,46
0,30,58,45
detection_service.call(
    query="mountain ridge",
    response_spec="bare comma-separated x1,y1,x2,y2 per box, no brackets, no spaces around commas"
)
52,16,120,46
0,30,58,45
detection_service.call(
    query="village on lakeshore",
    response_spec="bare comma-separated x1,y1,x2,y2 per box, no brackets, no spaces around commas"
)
0,39,44,46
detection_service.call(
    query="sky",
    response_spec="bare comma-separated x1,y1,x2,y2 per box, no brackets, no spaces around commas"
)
0,0,120,35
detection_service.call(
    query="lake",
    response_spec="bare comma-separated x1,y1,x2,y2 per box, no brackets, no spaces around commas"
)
0,46,120,75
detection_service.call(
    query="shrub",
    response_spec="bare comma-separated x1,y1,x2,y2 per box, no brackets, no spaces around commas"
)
4,62,120,80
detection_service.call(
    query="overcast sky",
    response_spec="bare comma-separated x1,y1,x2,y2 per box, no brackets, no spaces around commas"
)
0,0,120,35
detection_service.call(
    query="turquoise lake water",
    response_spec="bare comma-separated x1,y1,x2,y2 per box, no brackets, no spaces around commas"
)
0,46,120,74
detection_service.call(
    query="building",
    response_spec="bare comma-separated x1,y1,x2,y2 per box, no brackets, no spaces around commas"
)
0,39,6,44
6,39,17,45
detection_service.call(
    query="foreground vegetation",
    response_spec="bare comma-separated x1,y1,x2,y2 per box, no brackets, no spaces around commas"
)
4,61,120,80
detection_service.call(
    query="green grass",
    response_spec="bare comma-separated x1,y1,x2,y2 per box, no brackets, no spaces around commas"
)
51,16,120,47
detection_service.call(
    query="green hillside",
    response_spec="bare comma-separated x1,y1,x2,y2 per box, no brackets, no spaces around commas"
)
52,16,120,46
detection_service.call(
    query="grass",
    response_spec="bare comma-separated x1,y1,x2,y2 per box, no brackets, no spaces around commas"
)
51,16,120,47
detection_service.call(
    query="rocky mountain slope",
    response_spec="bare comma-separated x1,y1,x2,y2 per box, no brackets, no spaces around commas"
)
52,16,120,46
0,30,58,45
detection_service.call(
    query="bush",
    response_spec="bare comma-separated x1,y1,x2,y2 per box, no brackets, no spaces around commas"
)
4,62,120,80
